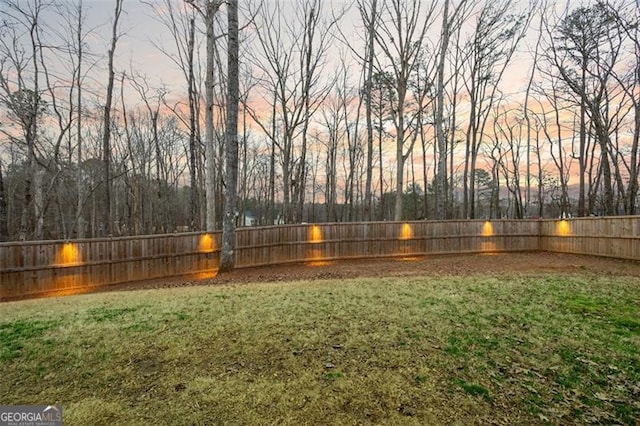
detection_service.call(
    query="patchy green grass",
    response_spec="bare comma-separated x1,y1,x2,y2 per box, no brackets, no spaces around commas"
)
0,272,638,425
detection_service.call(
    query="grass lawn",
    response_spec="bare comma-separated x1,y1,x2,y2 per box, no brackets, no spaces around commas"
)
1,271,638,424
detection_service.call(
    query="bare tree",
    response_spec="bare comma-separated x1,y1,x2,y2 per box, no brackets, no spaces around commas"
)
532,80,572,217
100,0,124,236
410,48,437,220
335,60,363,222
246,0,296,223
604,2,640,214
129,74,171,231
65,0,89,238
434,0,471,220
186,0,223,231
0,0,50,240
370,70,395,220
220,0,239,272
147,0,203,230
319,79,344,222
292,1,339,223
356,0,378,221
461,0,532,219
521,2,543,218
433,0,452,220
490,103,526,218
372,0,437,221
247,0,336,224
545,2,622,215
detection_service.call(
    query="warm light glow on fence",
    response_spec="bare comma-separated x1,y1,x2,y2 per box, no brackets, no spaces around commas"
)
400,223,414,240
194,271,218,280
481,242,497,253
398,223,415,255
556,220,571,236
51,286,94,297
481,221,494,237
307,260,333,267
309,225,323,243
51,242,89,292
401,256,421,261
198,234,215,252
307,225,324,261
197,234,217,276
58,243,81,265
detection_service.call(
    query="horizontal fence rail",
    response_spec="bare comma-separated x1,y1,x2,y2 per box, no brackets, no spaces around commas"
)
1,217,639,300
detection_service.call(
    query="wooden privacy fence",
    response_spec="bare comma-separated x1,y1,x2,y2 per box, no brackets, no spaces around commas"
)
234,219,540,267
1,217,639,300
0,233,220,301
539,216,640,259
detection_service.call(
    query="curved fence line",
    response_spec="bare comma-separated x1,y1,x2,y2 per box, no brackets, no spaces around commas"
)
1,217,639,300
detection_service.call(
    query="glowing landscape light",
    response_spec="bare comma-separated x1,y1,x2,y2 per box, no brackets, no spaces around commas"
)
480,221,497,253
307,225,325,263
196,234,217,277
309,225,323,243
556,220,571,236
481,221,494,237
198,234,215,252
398,223,415,256
53,242,87,290
59,242,81,265
400,223,413,240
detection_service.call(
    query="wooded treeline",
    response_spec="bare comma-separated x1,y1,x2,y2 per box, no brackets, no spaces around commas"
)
1,0,639,241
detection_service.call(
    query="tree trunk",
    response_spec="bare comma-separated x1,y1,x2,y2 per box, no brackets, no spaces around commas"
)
394,112,404,221
378,96,385,220
362,0,377,222
578,60,587,217
101,0,123,236
269,98,276,224
75,0,86,238
435,0,450,220
204,1,220,232
187,16,199,230
220,0,239,272
595,124,615,215
628,102,640,214
420,121,429,219
531,123,543,217
0,163,8,241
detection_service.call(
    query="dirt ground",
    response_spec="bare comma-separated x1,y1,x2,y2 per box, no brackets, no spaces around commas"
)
97,251,640,295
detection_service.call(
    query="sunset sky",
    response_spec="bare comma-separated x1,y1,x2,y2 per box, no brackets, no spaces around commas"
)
2,0,617,192
49,0,538,100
